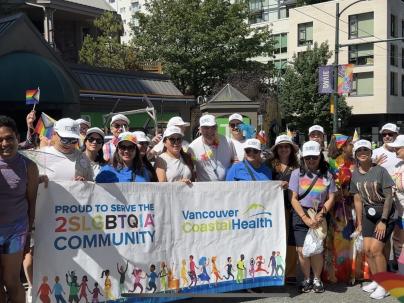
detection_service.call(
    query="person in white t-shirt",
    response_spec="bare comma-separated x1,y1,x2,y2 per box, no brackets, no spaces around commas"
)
228,113,246,161
188,115,238,181
373,123,400,176
40,118,92,181
149,116,190,158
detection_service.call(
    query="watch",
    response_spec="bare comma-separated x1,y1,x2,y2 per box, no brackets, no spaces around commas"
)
380,218,388,224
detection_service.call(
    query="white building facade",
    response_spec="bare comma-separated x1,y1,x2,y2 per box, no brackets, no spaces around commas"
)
251,0,404,135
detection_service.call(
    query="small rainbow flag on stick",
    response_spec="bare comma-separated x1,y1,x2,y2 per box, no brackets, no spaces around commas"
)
34,112,56,139
372,272,404,302
26,87,40,106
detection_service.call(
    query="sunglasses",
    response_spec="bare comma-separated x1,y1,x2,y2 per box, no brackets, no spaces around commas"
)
118,144,136,151
87,137,104,144
168,137,183,144
112,123,128,130
245,148,260,154
304,156,319,161
60,137,79,145
382,132,395,137
229,123,242,129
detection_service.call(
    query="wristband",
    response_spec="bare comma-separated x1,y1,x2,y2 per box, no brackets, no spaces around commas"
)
300,213,307,219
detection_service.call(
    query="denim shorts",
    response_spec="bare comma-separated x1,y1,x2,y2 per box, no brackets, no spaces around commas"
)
0,216,28,254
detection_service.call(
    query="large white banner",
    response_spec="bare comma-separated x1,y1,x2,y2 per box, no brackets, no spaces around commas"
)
34,181,285,303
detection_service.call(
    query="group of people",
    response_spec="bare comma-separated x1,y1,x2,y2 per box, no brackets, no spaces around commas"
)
1,109,404,302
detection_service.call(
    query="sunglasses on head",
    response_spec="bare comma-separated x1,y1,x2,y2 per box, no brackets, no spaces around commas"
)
59,137,78,145
382,132,395,137
112,123,128,130
168,137,183,144
118,144,136,151
87,137,104,144
304,155,319,161
245,148,260,154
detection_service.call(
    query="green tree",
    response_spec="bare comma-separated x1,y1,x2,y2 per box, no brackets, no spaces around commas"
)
279,42,351,134
131,0,274,96
79,12,139,70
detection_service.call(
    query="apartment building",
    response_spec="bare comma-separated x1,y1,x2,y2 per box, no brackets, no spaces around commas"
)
252,0,404,134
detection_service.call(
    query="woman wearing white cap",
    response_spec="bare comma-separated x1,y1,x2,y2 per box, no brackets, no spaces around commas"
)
387,135,404,274
289,141,336,293
350,140,395,299
155,126,194,183
133,131,158,182
81,128,106,176
226,139,272,181
96,132,150,183
268,135,299,283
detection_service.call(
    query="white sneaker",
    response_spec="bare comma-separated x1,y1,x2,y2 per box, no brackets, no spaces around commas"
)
362,281,378,293
370,285,389,300
26,287,32,303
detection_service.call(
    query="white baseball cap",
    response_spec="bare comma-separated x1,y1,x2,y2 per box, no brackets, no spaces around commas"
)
110,114,130,126
302,141,321,157
75,118,91,127
163,126,184,139
133,131,150,142
167,116,190,127
353,139,372,154
244,138,262,151
54,118,80,139
308,125,324,135
86,127,105,138
199,114,216,127
229,113,243,123
387,135,404,148
380,123,399,134
271,134,299,153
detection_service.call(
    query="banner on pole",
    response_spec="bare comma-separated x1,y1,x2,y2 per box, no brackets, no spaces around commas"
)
318,65,334,94
34,181,286,303
338,64,354,95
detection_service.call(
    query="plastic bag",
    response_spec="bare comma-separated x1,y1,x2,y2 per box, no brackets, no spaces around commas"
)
350,231,364,252
302,228,324,257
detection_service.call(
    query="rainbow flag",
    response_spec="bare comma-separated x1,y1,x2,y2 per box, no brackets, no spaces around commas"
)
34,112,56,139
26,87,40,105
372,272,404,302
256,130,267,145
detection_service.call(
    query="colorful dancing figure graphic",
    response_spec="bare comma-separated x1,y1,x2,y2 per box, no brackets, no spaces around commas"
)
159,262,168,292
236,254,246,284
255,255,269,274
79,276,91,303
198,257,211,285
65,271,80,303
90,283,103,303
180,259,189,287
269,252,277,276
275,252,285,276
223,257,235,280
249,258,256,280
37,276,52,303
211,256,223,286
116,260,128,296
129,268,145,293
146,264,158,293
52,276,67,303
188,255,198,288
101,269,115,300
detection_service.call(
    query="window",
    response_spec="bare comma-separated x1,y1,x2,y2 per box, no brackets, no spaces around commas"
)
349,12,374,39
402,75,404,97
119,7,125,13
391,44,397,66
351,72,373,96
298,22,313,46
273,33,288,54
391,72,398,96
109,0,115,3
249,0,263,12
274,59,287,71
348,43,374,65
391,14,397,37
131,2,139,10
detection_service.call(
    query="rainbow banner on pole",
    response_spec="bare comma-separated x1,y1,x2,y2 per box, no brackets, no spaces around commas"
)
26,87,40,105
337,64,353,95
34,112,56,139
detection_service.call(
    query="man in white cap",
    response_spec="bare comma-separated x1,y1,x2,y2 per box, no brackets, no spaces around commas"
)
75,118,91,148
149,116,190,157
188,114,238,181
102,114,130,163
228,113,246,161
39,118,92,181
373,123,400,175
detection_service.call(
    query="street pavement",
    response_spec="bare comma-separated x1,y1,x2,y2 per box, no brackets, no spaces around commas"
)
183,283,399,303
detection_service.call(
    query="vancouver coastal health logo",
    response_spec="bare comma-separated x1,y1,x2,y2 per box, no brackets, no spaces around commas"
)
181,203,273,233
